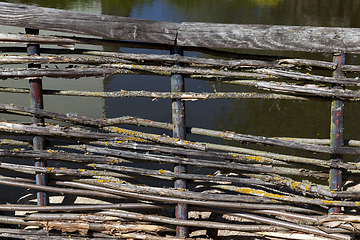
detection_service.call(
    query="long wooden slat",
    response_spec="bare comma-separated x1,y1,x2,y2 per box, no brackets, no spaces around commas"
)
177,22,360,53
0,3,360,53
0,2,179,45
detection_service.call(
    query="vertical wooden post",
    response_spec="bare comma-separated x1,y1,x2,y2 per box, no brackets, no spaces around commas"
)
171,47,188,238
329,53,345,214
26,28,49,207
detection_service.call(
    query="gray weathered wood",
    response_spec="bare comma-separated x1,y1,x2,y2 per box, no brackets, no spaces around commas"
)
0,148,126,164
85,145,328,179
177,23,360,53
0,86,308,101
342,64,360,72
256,69,360,86
0,121,126,141
0,55,126,65
0,33,173,50
278,59,336,70
257,81,360,100
0,67,117,79
89,51,282,69
0,2,179,45
191,128,360,155
0,33,77,45
0,2,360,53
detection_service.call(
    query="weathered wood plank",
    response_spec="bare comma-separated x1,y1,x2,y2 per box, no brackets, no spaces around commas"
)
177,22,360,53
0,2,179,45
0,2,360,53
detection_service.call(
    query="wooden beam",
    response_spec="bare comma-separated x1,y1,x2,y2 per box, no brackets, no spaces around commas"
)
0,2,179,45
0,2,360,52
177,22,360,53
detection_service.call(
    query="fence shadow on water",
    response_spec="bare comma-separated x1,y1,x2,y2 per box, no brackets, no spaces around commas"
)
0,2,360,240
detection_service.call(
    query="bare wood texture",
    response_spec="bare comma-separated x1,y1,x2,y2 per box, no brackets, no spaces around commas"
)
105,141,287,165
105,63,272,79
278,58,336,69
1,103,350,167
0,121,127,141
0,33,77,45
90,202,345,239
177,22,360,53
90,51,337,69
0,121,205,150
0,33,171,51
1,102,347,169
213,184,360,207
198,141,355,169
92,164,276,188
94,141,289,166
0,178,125,200
88,51,282,69
85,145,329,179
108,63,358,88
198,208,350,240
82,165,360,200
0,2,357,53
342,64,360,72
0,215,171,236
256,232,338,240
0,2,179,45
96,140,356,170
0,203,159,212
56,181,324,213
0,86,308,101
190,127,360,155
0,216,283,239
0,103,109,126
0,55,125,65
257,81,360,100
0,149,127,164
96,210,290,233
0,229,188,240
78,178,275,204
256,69,360,86
0,162,128,180
249,174,360,199
1,104,357,169
0,67,117,79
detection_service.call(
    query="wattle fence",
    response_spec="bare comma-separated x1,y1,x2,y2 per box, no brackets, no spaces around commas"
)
0,2,359,240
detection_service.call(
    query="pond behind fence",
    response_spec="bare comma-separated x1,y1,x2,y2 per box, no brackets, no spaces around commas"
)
0,2,359,240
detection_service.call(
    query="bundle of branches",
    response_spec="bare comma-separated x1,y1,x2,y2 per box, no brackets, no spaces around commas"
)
0,206,354,240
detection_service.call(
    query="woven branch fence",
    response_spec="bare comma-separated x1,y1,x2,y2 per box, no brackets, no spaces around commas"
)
0,2,360,240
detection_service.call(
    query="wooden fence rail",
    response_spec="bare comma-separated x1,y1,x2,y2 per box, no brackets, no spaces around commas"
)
0,2,360,240
0,2,360,52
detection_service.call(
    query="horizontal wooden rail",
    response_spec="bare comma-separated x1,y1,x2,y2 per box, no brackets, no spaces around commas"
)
177,23,360,53
0,2,360,53
0,2,178,45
